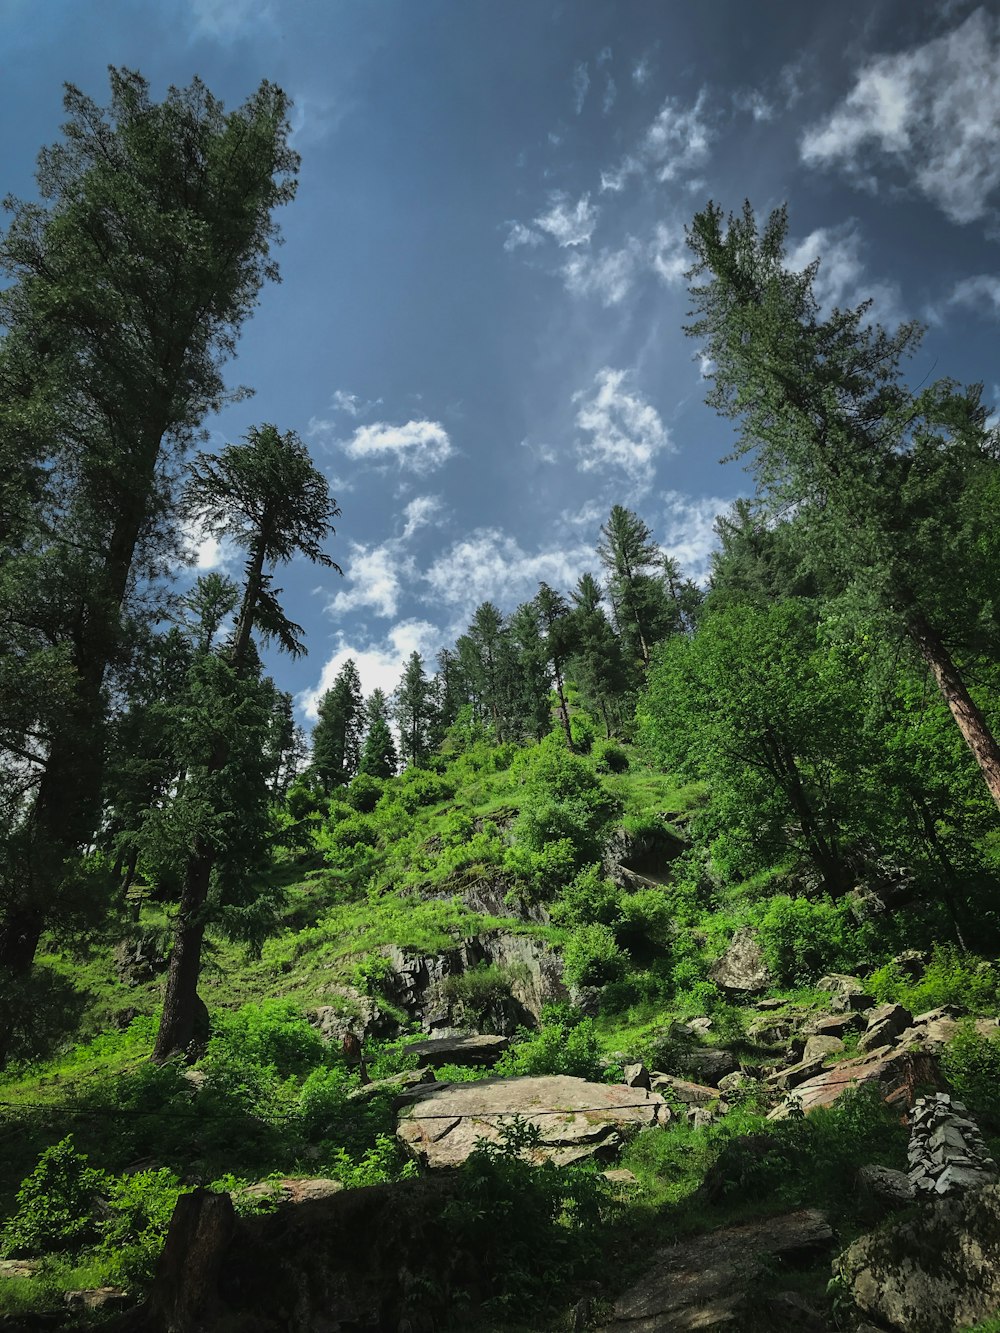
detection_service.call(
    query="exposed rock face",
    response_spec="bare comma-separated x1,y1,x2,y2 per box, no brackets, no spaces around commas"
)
676,1045,738,1086
602,822,684,890
649,1073,718,1106
769,1046,941,1119
817,974,874,1012
241,1178,344,1207
765,1055,828,1092
803,1034,845,1062
596,1209,833,1332
311,985,392,1044
709,926,772,994
907,1093,998,1196
856,1163,915,1208
836,1183,1000,1332
397,1074,669,1169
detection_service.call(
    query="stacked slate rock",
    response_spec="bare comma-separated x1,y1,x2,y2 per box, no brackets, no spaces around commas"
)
907,1093,999,1196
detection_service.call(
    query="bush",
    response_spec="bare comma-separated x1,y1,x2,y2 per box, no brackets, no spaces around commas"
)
615,888,672,953
562,924,627,989
755,894,857,985
494,1008,603,1081
941,1023,1000,1126
870,946,1000,1016
98,1167,184,1285
593,741,629,773
207,999,326,1078
550,864,619,928
346,774,384,813
442,964,523,1033
1,1137,105,1256
503,836,578,893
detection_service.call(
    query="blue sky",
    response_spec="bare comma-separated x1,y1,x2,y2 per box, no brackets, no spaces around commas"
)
4,0,1000,720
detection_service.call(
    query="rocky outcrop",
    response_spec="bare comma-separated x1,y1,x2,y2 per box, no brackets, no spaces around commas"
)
406,1033,509,1068
836,1183,1000,1332
858,1002,913,1052
816,974,874,1012
649,1072,718,1106
596,1209,834,1332
769,1046,941,1119
856,1163,915,1208
311,985,393,1044
709,926,772,994
397,1074,669,1169
602,822,685,890
907,1093,998,1196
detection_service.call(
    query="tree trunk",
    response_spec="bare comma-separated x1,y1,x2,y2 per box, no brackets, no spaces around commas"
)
553,663,573,749
909,614,1000,814
152,849,212,1063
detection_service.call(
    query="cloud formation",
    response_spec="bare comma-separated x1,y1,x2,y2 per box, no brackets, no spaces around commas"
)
534,192,599,247
424,528,593,624
602,90,712,192
573,368,673,491
801,8,1000,224
340,419,455,473
786,222,902,324
659,490,738,584
299,619,443,720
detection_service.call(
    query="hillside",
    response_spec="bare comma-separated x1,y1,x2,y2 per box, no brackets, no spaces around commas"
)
4,728,1000,1331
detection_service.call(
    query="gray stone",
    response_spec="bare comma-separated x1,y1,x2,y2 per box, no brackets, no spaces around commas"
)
649,1072,719,1106
803,1011,864,1039
596,1209,833,1332
765,1056,828,1092
241,1178,344,1207
717,1070,758,1098
768,1046,941,1119
397,1074,669,1169
677,1046,738,1086
803,1034,845,1063
0,1259,41,1278
622,1062,651,1090
346,1066,436,1102
709,926,772,994
858,1002,913,1052
817,974,874,1012
837,1182,1000,1333
405,1033,509,1068
856,1163,915,1207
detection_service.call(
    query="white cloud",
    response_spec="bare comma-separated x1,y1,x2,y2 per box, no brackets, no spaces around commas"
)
733,88,775,122
602,89,713,191
400,494,443,540
573,368,673,491
328,388,381,417
340,419,454,473
329,543,411,619
786,222,903,324
659,491,738,585
180,518,236,573
572,62,590,114
188,0,272,38
534,192,599,247
503,221,543,251
650,221,688,286
603,75,618,116
298,619,444,720
801,8,1000,224
424,529,592,624
563,240,641,306
632,55,652,87
948,274,1000,315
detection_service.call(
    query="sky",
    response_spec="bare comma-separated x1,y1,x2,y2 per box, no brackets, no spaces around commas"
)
3,0,1000,723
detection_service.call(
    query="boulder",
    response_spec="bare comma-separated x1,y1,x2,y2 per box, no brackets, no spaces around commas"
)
765,1055,828,1092
836,1183,1000,1332
803,1034,845,1063
817,974,874,1012
64,1289,130,1312
803,1011,864,1039
0,1259,42,1278
858,1002,913,1052
717,1070,759,1098
596,1209,833,1332
768,1046,942,1119
622,1061,651,1090
405,1033,509,1068
856,1163,915,1208
649,1073,718,1106
677,1046,738,1086
396,1074,669,1169
346,1066,436,1102
241,1178,344,1207
895,1005,962,1054
709,926,772,994
311,985,391,1044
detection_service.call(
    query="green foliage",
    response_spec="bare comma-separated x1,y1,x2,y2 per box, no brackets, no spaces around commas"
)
206,999,326,1079
495,1007,603,1080
563,923,628,989
593,740,630,773
870,946,1000,1015
941,1024,1000,1127
550,864,619,928
442,964,524,1032
1,1137,105,1256
754,894,860,985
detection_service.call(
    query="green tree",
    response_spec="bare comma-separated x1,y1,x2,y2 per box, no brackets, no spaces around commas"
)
311,659,364,792
358,688,398,779
152,425,338,1062
534,582,576,748
597,506,674,673
393,651,433,768
0,70,299,1006
685,200,1000,811
567,573,630,738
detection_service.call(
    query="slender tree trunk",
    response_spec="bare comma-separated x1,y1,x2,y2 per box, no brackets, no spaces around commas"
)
152,849,212,1061
909,614,1000,814
552,662,573,749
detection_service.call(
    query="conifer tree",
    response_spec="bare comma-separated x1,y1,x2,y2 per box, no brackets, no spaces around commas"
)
597,506,674,673
394,652,433,768
358,688,398,779
311,660,364,792
568,573,630,737
534,582,576,748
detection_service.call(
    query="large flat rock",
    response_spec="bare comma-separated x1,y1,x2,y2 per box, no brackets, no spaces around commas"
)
596,1209,833,1331
768,1046,941,1119
405,1033,509,1068
397,1074,669,1168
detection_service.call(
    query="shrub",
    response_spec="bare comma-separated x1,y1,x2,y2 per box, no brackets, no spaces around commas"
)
346,774,384,813
593,741,629,774
1,1137,105,1256
494,1008,603,1081
503,836,578,893
98,1167,185,1285
328,813,380,850
870,947,1000,1016
550,864,619,928
941,1023,1000,1126
442,964,523,1033
615,888,672,953
562,924,627,989
569,713,597,753
754,894,857,985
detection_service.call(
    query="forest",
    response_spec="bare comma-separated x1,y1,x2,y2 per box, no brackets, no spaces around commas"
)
3,69,1000,1333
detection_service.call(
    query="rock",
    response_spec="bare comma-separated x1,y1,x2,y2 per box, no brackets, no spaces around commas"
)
677,1046,738,1085
892,949,927,979
709,926,772,994
858,1002,913,1052
766,1291,833,1332
114,934,167,985
311,985,391,1044
396,1074,669,1169
241,1178,344,1207
601,1168,638,1188
649,1073,718,1106
836,1182,1000,1332
717,1070,758,1098
802,1034,845,1062
906,1093,998,1197
347,1067,437,1101
748,1017,797,1047
0,1259,42,1278
405,1033,509,1068
756,997,785,1010
181,1068,206,1093
803,1011,864,1039
769,1046,942,1119
596,1209,834,1332
682,1015,714,1038
765,1056,828,1092
856,1163,915,1207
622,1061,651,1090
817,974,874,1012
64,1289,130,1312
895,1005,962,1054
